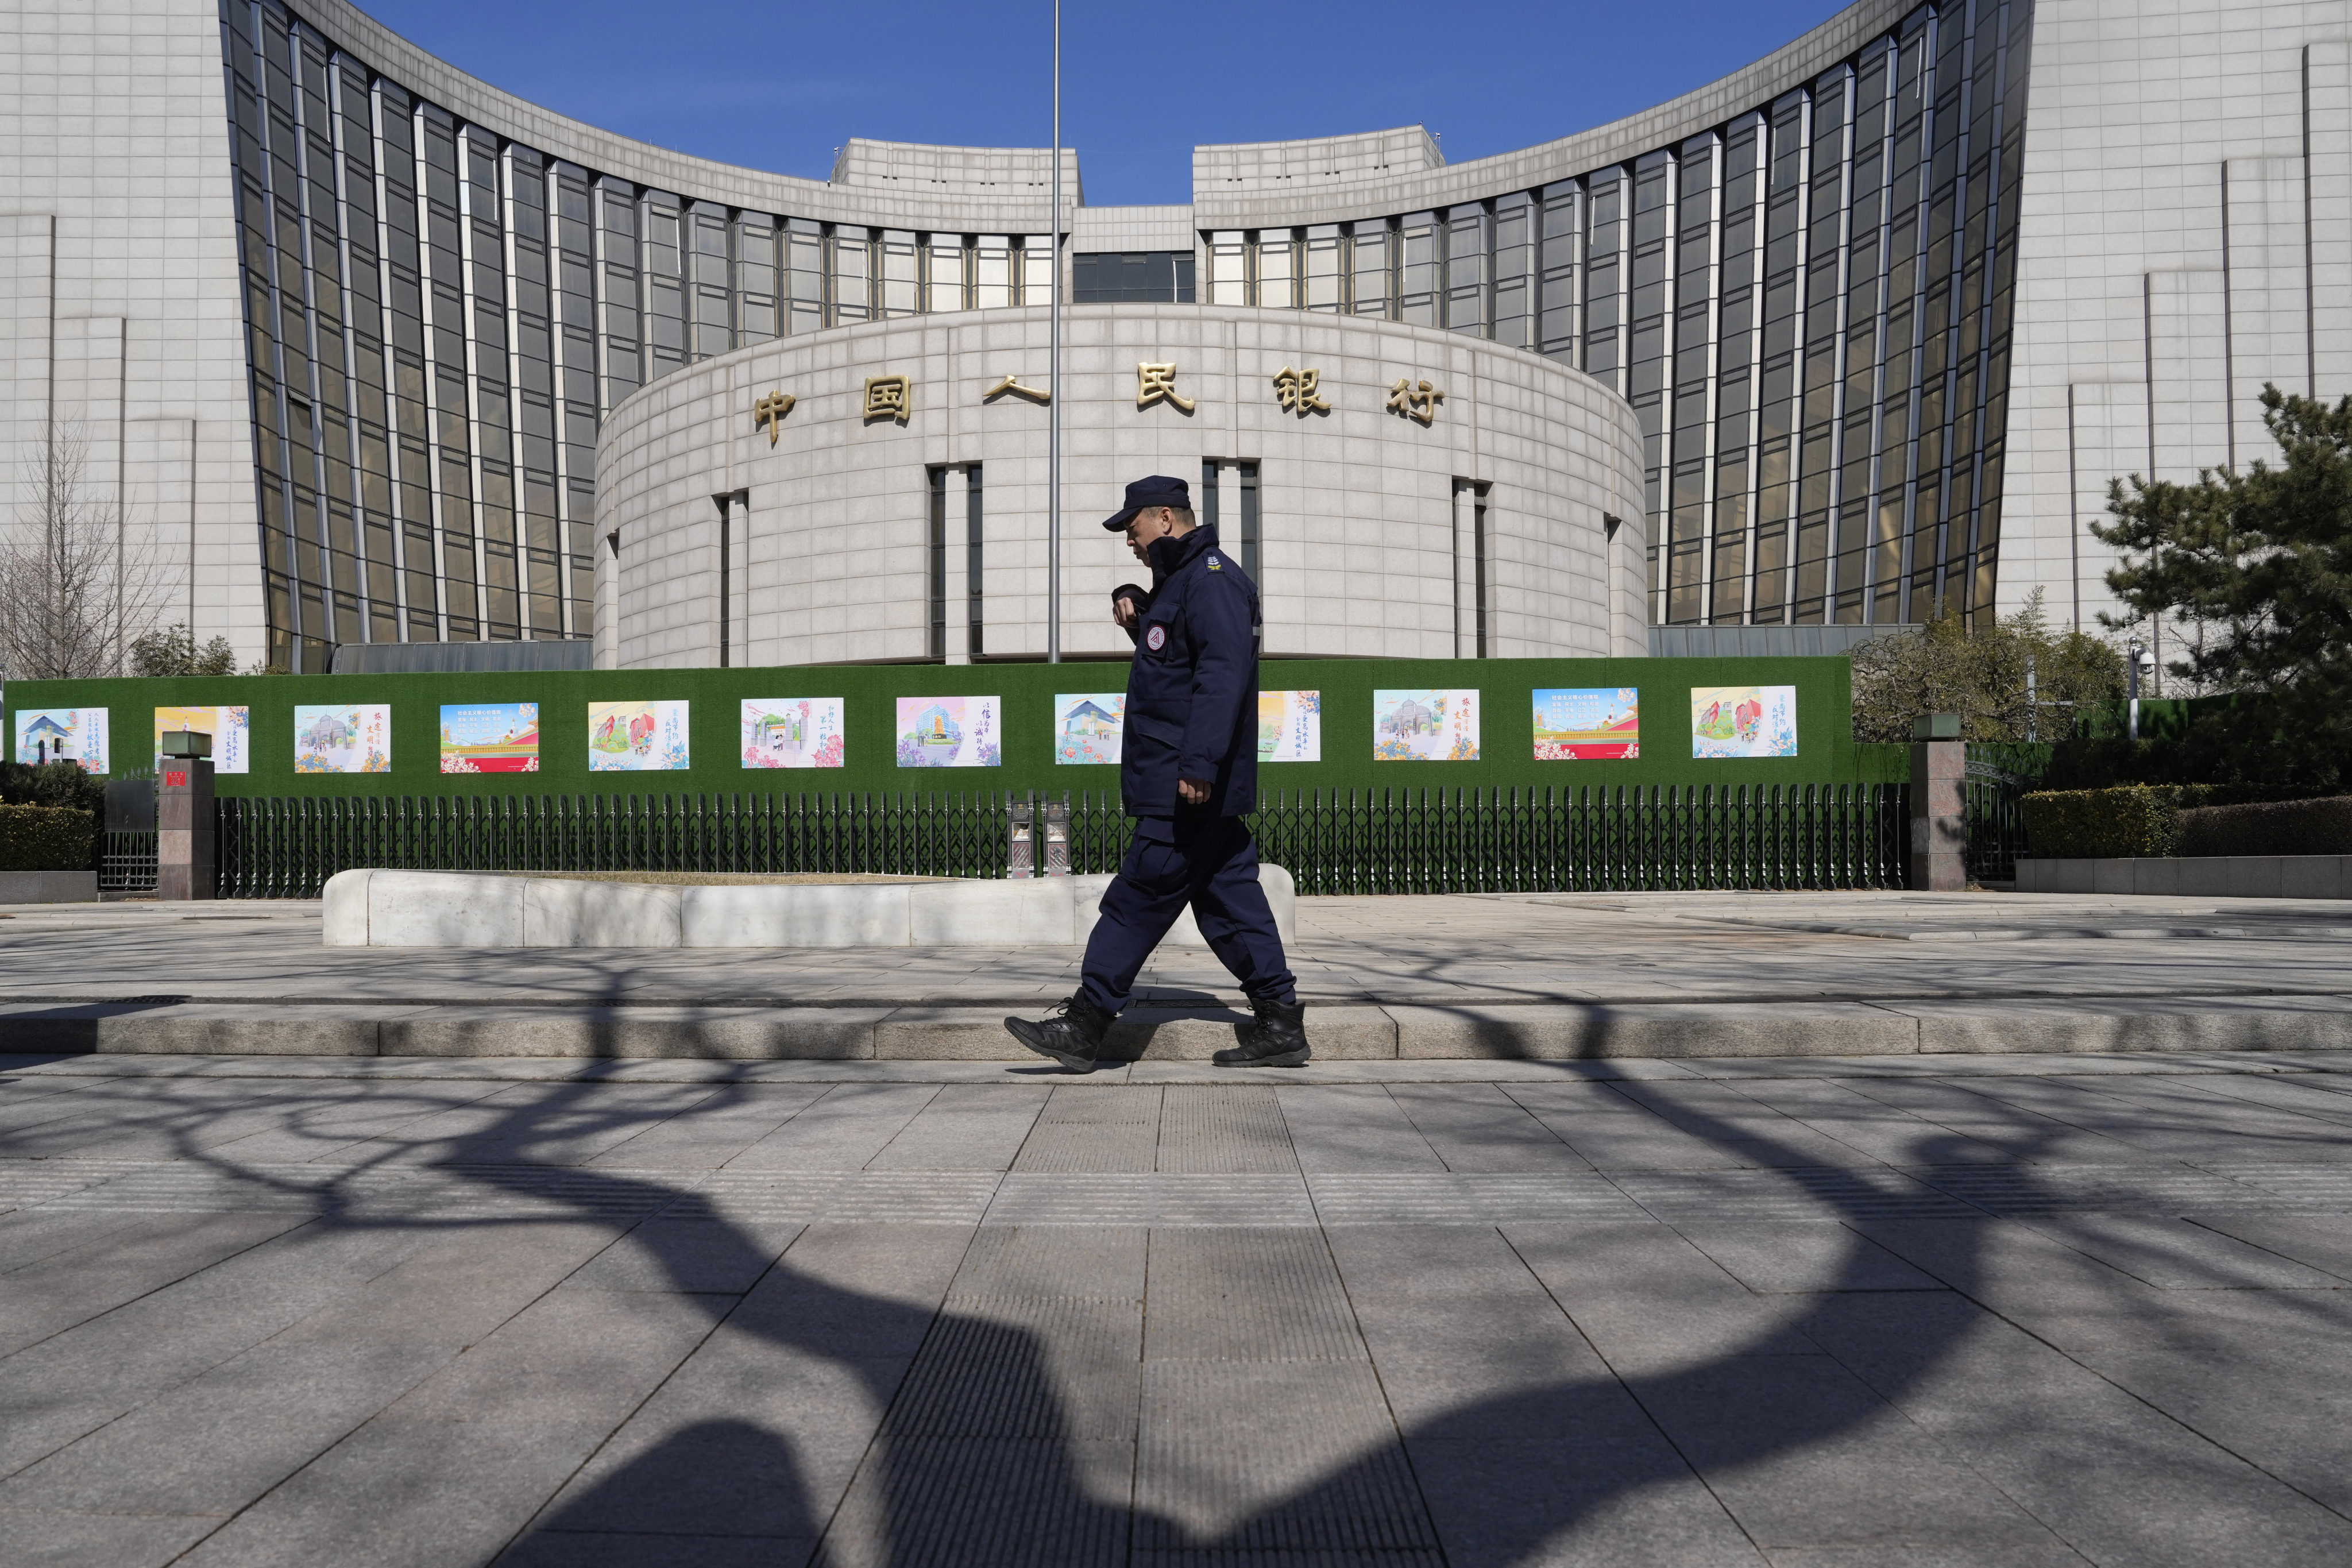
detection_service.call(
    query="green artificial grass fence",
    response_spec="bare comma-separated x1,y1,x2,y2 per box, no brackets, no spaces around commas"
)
7,654,1901,800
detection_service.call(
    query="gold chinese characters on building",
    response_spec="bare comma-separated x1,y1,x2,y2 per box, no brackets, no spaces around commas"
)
1272,366,1329,415
983,373,1051,405
751,390,794,444
862,374,913,422
1136,362,1194,412
1387,377,1444,424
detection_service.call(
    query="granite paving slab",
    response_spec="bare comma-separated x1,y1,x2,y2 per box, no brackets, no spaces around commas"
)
0,1052,2349,1563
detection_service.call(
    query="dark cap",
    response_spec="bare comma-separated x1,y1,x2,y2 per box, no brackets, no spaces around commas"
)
1101,474,1191,531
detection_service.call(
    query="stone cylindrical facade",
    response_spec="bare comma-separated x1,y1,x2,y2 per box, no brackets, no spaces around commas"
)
593,304,1647,668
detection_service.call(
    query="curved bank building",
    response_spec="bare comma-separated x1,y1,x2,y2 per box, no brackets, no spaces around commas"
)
4,0,2346,672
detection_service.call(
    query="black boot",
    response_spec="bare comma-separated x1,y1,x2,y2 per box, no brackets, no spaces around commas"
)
1004,993,1115,1072
1214,996,1311,1068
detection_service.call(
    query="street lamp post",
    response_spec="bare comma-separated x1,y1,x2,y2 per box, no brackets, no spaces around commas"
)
1046,0,1061,664
2127,638,2145,740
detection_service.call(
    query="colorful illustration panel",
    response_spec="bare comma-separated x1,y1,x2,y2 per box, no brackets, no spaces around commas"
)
895,696,1001,768
293,704,391,774
741,698,845,768
13,708,107,771
1258,690,1322,762
1691,685,1798,759
588,700,690,771
441,702,539,774
1054,693,1125,766
153,706,250,773
1533,687,1639,760
1373,689,1480,762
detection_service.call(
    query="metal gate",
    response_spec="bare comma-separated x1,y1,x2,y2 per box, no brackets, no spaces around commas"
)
1963,744,2048,885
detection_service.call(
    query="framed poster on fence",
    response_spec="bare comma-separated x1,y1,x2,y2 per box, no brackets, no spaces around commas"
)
1373,689,1479,762
14,708,107,771
589,700,690,771
741,698,845,768
1532,688,1638,760
1258,690,1321,762
1054,693,1125,765
1690,685,1798,759
155,706,249,773
895,697,1001,768
440,703,539,773
295,704,391,774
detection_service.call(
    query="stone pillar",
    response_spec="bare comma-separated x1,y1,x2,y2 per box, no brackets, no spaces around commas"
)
1909,714,1966,891
157,756,215,902
943,466,971,665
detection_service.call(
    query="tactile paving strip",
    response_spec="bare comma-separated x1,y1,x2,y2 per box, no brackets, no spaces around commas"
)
1612,1168,1983,1223
2190,1163,2352,1210
1134,1361,1438,1554
1902,1163,2292,1216
1307,1172,1644,1225
1011,1087,1161,1173
1144,1229,1365,1362
1130,1554,1447,1567
841,1434,1131,1568
948,1226,1147,1301
691,1170,1000,1226
987,1174,1316,1228
887,1297,1142,1440
0,1160,130,1211
1157,1087,1297,1175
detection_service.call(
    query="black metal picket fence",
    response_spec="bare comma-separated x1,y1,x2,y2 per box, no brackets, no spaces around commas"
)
1250,783,1909,895
205,782,1909,900
216,791,1020,899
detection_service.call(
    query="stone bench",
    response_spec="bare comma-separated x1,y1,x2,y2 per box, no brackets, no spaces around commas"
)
320,867,1296,948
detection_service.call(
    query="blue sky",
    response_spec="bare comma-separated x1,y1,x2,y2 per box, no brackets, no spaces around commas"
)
354,1,1852,206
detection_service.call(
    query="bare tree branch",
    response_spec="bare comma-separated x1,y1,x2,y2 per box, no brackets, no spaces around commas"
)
0,422,172,679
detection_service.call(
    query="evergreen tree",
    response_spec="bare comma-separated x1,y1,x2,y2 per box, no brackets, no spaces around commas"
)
2092,386,2352,791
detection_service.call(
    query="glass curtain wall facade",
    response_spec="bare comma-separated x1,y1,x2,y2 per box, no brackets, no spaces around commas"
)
220,0,1055,670
1203,0,2029,627
219,0,2023,665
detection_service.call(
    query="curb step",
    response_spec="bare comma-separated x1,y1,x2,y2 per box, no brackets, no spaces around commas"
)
4,994,2351,1061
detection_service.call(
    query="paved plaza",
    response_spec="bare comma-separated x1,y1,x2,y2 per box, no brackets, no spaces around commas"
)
5,1045,2352,1566
3,891,2352,1060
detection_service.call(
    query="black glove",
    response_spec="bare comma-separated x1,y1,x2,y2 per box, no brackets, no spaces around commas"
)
1112,584,1153,646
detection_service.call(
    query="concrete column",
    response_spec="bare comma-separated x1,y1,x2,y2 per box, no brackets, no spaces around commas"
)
943,466,971,665
1909,714,1965,891
1452,482,1476,659
157,758,215,902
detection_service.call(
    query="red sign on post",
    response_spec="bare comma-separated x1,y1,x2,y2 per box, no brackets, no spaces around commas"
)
164,770,187,787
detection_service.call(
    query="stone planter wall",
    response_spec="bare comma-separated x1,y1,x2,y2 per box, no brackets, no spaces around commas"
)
0,871,99,904
2015,856,2352,898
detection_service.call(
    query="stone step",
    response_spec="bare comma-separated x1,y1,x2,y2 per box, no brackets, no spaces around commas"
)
3,993,2350,1061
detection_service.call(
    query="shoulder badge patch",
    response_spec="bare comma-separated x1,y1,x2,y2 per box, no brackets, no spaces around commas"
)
1206,557,1221,570
1145,624,1167,651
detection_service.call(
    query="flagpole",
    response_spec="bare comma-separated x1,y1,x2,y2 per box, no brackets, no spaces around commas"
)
1046,0,1062,664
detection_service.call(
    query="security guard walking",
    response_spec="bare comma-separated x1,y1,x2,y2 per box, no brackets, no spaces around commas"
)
1005,474,1308,1071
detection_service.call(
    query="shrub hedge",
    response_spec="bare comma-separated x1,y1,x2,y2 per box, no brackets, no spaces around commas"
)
0,804,96,872
2177,795,2352,857
2022,786,2199,859
0,759,103,813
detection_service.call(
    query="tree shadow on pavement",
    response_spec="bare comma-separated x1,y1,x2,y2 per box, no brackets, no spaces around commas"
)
379,1073,2038,1568
41,1062,2331,1565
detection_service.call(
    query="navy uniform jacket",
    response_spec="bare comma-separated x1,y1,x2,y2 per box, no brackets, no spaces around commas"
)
1112,522,1260,819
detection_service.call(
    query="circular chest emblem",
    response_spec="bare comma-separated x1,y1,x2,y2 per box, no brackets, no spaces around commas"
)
1145,624,1167,651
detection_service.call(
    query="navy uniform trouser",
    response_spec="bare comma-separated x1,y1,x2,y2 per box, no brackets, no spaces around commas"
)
1078,815,1297,1016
